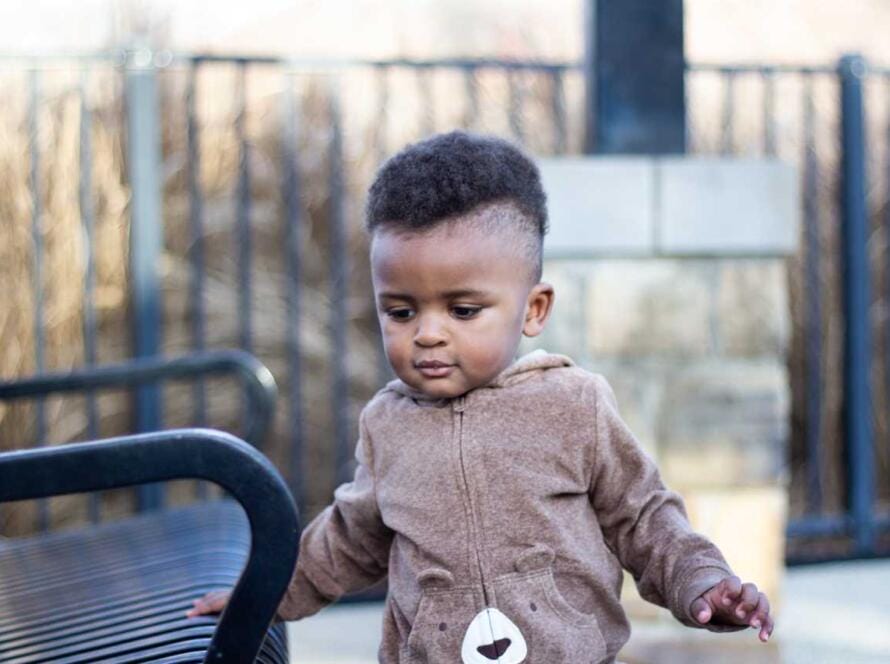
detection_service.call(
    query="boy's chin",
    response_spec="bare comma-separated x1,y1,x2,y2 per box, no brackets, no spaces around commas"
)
413,381,469,400
400,374,474,400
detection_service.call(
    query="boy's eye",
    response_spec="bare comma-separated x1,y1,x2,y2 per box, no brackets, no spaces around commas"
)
386,307,414,321
451,305,481,320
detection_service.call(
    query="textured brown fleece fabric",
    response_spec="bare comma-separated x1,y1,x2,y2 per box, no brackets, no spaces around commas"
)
278,350,738,663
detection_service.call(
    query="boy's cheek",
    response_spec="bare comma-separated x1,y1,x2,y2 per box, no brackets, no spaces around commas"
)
382,339,410,374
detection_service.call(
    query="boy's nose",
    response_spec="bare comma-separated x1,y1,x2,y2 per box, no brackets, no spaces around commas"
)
413,317,447,346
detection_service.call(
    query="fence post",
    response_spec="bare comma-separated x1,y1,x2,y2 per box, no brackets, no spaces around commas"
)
839,53,874,555
587,0,686,154
125,45,164,511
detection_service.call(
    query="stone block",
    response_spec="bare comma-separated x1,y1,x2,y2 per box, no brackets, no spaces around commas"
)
658,158,799,256
538,157,654,257
585,259,717,358
716,259,790,358
583,360,667,461
656,361,789,488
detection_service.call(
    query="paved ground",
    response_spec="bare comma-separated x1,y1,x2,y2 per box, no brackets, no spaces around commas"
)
287,558,890,663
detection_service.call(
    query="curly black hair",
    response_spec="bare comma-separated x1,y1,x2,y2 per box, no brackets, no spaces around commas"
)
366,131,548,239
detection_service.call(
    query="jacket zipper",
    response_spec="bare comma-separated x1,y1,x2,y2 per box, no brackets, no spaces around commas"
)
454,396,491,605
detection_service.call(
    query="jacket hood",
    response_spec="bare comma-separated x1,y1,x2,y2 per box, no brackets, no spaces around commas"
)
386,349,575,402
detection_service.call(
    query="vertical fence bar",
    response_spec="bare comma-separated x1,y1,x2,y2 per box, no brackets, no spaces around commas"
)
416,66,434,137
763,67,777,156
125,47,164,511
583,0,596,153
885,74,890,445
282,71,305,512
508,68,525,144
801,73,824,514
839,54,874,554
328,83,350,487
373,65,393,389
550,69,567,155
29,69,49,531
721,69,736,155
186,59,208,498
374,64,389,165
235,61,253,355
463,66,479,131
80,69,101,522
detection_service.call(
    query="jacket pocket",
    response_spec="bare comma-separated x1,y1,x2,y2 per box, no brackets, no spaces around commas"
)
400,569,478,664
491,545,609,663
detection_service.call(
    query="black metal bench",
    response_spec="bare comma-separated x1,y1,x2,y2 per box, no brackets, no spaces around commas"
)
0,352,301,663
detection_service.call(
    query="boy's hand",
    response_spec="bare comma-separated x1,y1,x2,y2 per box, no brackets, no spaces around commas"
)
185,589,231,618
690,575,774,642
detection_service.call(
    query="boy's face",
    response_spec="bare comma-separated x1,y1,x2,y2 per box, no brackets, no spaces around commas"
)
371,215,553,399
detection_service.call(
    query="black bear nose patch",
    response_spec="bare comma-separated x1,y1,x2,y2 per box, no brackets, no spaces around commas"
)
477,638,511,659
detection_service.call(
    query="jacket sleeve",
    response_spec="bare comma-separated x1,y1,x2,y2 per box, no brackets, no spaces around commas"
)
586,374,742,631
277,408,393,620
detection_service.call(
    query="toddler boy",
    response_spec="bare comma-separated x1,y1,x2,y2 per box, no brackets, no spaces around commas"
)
190,131,774,663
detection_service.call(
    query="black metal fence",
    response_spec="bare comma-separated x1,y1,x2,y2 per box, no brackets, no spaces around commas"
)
685,58,890,561
0,50,584,535
1,49,888,561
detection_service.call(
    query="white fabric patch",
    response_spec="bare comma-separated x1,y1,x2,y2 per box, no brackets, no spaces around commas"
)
461,607,527,663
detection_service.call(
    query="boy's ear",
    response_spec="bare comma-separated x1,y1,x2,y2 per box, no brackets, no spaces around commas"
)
522,282,555,337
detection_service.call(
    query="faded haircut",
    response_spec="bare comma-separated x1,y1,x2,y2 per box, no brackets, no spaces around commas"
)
366,131,548,281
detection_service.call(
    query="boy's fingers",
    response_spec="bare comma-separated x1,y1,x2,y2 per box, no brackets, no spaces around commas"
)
734,583,760,620
203,590,229,605
185,599,209,618
713,575,742,607
184,590,230,618
753,606,775,643
690,597,712,624
747,593,772,641
747,593,770,628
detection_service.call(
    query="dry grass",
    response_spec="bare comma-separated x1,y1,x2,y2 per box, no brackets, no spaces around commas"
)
0,68,131,532
688,69,890,521
0,62,575,535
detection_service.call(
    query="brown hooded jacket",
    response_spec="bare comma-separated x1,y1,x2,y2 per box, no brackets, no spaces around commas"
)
278,350,737,663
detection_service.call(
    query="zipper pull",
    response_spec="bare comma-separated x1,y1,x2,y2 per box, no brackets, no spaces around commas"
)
453,396,467,413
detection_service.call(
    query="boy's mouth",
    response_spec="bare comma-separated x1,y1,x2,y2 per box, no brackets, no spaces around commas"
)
414,360,455,378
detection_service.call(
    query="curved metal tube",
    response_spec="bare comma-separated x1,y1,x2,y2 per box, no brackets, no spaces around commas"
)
0,350,278,447
0,428,300,663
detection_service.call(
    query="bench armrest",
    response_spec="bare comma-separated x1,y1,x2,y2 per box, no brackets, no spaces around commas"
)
0,428,300,664
0,350,278,447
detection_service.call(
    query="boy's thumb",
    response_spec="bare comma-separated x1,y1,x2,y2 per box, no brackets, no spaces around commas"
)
690,597,712,624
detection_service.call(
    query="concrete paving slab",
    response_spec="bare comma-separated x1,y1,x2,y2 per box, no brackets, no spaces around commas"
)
288,603,381,663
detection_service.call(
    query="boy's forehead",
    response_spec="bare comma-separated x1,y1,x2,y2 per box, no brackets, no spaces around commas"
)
369,201,541,287
370,222,529,291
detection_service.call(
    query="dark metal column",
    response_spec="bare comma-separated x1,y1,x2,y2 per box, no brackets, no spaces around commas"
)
28,69,49,531
80,69,102,522
838,54,874,555
588,0,686,154
281,72,305,512
125,47,164,511
328,84,351,487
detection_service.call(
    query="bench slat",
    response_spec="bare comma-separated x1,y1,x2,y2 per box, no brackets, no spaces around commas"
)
0,501,288,663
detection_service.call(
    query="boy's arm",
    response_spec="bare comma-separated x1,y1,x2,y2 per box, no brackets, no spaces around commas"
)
276,411,392,620
586,375,751,633
187,410,392,622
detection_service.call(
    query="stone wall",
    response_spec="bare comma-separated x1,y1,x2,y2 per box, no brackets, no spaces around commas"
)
521,157,798,612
